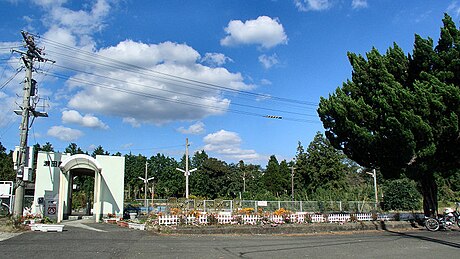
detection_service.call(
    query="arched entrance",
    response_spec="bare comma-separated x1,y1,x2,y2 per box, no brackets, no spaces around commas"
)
58,154,103,223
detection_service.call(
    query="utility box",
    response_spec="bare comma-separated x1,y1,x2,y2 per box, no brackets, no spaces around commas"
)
22,167,33,182
13,146,35,170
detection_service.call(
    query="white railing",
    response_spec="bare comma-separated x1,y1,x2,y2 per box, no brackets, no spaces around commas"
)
156,212,391,226
328,214,351,223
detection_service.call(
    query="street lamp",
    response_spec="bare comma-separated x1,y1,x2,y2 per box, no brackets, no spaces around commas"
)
365,169,378,210
138,174,155,209
176,167,197,199
176,138,197,199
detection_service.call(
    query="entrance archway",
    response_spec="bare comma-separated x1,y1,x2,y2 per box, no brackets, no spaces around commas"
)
58,154,103,223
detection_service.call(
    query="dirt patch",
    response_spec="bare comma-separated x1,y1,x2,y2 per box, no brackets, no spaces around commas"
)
0,217,28,233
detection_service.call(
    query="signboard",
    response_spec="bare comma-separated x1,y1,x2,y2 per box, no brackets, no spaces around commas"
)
0,181,13,198
257,201,268,206
44,198,58,218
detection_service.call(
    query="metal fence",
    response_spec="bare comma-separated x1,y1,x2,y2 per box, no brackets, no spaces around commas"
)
134,199,379,214
0,195,34,216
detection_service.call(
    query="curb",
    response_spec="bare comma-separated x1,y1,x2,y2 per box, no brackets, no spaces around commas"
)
148,221,420,235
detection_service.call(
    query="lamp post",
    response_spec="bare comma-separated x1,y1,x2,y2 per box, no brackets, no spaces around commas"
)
289,166,296,201
365,169,378,210
176,167,197,199
176,138,197,199
138,161,154,209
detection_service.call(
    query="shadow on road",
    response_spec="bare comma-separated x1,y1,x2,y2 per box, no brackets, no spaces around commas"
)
381,221,460,249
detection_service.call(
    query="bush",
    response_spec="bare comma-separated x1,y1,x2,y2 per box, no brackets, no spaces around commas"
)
382,178,421,211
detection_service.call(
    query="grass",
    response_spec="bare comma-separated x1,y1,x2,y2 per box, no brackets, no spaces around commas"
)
0,216,28,233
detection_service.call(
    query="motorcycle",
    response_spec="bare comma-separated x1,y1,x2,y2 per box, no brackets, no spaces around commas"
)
425,203,460,231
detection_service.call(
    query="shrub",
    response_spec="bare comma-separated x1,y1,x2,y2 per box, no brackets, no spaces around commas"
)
382,178,421,211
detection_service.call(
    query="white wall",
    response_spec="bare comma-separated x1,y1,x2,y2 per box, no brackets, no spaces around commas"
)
32,152,125,219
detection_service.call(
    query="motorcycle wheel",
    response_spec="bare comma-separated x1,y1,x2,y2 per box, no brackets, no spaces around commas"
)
425,218,440,231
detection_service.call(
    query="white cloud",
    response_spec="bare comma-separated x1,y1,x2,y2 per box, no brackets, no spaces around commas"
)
0,41,21,55
121,143,134,149
32,0,68,7
123,117,141,128
177,121,206,135
201,53,233,67
447,1,460,17
220,16,288,49
6,0,254,128
64,40,253,125
62,110,108,129
43,0,110,35
295,0,333,12
260,79,272,85
0,92,17,128
87,144,97,152
203,130,262,161
351,0,368,9
258,54,279,69
47,125,83,141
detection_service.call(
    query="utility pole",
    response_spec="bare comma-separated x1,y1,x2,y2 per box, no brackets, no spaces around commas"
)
176,138,197,199
12,31,52,217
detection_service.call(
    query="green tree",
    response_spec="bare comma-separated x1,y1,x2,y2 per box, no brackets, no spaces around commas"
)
303,132,350,196
149,153,181,198
318,14,460,216
124,153,147,200
262,155,289,197
36,142,54,152
91,145,109,158
0,143,15,181
382,178,421,211
65,143,85,155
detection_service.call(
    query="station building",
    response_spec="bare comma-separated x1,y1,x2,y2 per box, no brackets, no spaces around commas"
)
31,151,125,223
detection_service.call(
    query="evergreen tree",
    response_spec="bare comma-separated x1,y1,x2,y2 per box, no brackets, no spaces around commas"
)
65,143,85,155
262,155,289,197
0,143,15,181
304,132,349,194
318,14,460,215
91,145,109,158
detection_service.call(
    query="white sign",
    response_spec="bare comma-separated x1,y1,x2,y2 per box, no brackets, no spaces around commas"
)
0,181,13,198
257,201,268,206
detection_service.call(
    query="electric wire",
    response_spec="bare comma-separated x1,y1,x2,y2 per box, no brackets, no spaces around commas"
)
45,70,318,123
0,67,23,90
47,63,315,118
43,47,316,113
28,34,321,123
40,50,319,119
35,35,318,107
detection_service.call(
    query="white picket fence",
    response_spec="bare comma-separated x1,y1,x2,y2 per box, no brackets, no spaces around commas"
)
156,213,392,226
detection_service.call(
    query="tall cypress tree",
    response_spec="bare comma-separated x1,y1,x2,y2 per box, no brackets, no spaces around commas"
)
318,14,460,216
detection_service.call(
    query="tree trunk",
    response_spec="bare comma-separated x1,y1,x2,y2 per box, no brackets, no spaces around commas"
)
420,173,438,217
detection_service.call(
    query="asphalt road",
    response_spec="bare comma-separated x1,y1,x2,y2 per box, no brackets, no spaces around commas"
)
1,222,459,258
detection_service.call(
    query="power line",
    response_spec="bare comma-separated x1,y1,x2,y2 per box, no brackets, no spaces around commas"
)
35,35,318,107
44,70,319,123
46,63,316,118
0,67,23,90
43,47,316,114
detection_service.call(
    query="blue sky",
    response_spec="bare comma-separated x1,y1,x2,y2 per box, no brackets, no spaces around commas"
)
0,0,459,166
